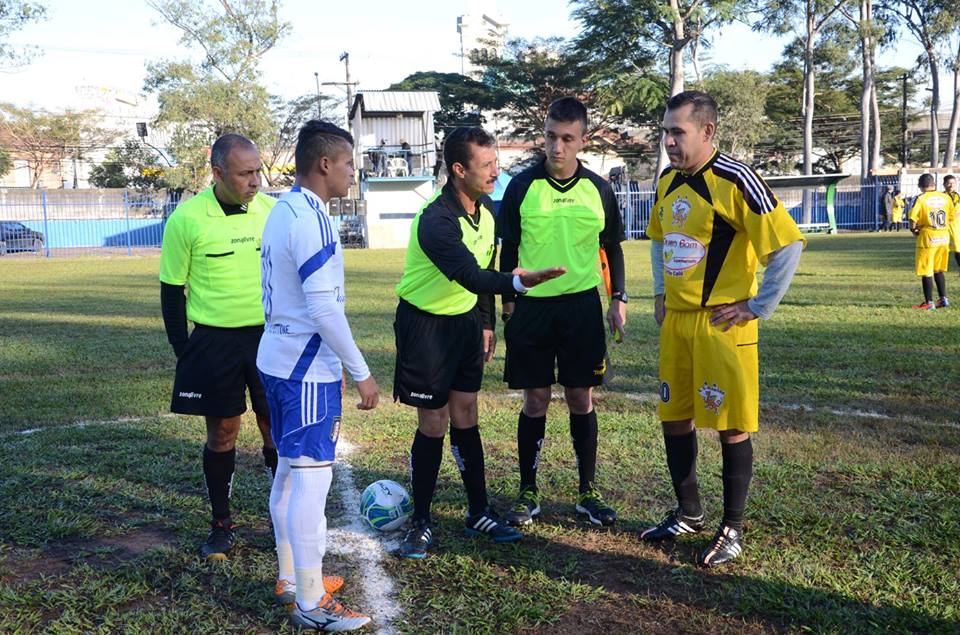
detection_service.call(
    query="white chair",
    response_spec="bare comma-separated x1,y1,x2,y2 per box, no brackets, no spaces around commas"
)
386,157,409,178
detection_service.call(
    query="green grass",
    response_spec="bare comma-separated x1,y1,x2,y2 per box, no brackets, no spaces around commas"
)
0,234,958,633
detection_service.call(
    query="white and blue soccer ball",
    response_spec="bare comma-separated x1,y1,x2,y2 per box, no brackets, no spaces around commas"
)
360,479,412,532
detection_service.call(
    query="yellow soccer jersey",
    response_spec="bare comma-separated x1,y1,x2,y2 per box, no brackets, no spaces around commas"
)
908,191,955,248
647,151,804,312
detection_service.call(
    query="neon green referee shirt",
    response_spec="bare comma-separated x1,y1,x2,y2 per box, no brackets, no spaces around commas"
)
159,187,276,327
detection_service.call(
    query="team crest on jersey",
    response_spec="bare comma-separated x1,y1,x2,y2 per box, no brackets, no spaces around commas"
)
698,382,725,415
671,195,691,226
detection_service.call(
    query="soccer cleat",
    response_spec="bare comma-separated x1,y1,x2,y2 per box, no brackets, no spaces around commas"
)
289,593,371,632
464,507,523,542
639,507,705,542
936,297,950,308
274,576,345,606
505,487,541,526
396,518,433,559
200,519,237,561
912,301,936,310
575,486,617,526
697,524,744,567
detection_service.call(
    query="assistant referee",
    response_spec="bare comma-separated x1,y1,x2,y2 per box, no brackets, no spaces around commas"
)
159,133,277,560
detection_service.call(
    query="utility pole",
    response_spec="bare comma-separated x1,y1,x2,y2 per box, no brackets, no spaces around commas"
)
340,52,353,130
900,73,908,168
314,71,322,118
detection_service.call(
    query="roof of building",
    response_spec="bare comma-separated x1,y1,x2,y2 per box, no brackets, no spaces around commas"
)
350,91,442,119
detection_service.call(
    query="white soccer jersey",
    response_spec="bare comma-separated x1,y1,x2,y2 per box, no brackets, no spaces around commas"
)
257,186,347,383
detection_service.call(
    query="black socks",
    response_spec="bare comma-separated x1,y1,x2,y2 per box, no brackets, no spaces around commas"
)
569,411,598,494
664,430,702,518
933,271,947,300
450,426,489,516
262,446,278,478
410,430,444,522
517,412,546,490
922,276,934,303
203,445,235,521
721,437,753,531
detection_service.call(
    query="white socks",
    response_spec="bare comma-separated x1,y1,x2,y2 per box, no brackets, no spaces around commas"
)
269,457,295,583
288,457,333,610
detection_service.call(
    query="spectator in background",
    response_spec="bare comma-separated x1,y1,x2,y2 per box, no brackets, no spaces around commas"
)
881,185,894,231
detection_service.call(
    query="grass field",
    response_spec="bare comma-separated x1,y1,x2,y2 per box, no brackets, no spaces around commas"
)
0,233,958,634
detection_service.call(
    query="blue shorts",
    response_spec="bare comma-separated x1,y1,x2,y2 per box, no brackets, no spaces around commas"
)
259,372,342,462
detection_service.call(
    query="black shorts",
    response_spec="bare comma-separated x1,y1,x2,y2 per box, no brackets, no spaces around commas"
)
393,299,484,409
504,288,607,389
171,324,268,417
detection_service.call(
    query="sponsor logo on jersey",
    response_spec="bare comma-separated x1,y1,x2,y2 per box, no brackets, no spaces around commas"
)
659,381,670,403
178,391,202,399
231,235,256,244
662,232,706,277
410,392,433,400
671,195,691,226
698,382,725,415
553,197,575,205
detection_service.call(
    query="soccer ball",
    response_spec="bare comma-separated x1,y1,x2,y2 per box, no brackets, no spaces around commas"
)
360,480,412,531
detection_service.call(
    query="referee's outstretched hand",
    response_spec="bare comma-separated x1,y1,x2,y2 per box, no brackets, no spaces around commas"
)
513,266,567,288
356,375,379,410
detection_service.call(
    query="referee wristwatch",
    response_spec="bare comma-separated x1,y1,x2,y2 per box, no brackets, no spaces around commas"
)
611,291,628,304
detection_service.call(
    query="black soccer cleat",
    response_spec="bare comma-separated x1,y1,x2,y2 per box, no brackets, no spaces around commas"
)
639,507,705,542
465,507,523,542
575,486,617,526
396,518,433,559
697,524,744,567
200,519,237,561
505,487,541,526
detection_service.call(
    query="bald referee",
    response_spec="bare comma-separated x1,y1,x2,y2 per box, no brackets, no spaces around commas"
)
160,134,277,561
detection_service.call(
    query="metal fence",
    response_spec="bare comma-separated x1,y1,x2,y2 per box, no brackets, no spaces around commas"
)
0,189,366,258
613,177,897,236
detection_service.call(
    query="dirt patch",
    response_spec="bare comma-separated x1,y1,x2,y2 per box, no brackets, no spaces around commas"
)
524,595,775,635
2,522,180,584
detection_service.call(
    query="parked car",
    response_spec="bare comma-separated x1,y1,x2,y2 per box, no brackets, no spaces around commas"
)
0,221,45,255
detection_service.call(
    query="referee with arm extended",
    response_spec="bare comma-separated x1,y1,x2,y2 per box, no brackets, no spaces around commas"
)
498,96,627,528
393,126,565,559
159,134,277,560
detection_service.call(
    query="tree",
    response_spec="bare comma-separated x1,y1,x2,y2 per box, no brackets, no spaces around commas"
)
0,1,45,68
571,0,749,179
698,69,770,159
388,71,506,131
878,0,957,167
0,103,116,188
0,147,10,178
841,0,884,178
260,93,343,187
88,140,169,189
943,34,960,168
144,0,290,190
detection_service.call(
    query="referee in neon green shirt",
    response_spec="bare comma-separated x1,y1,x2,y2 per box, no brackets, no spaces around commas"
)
159,134,277,560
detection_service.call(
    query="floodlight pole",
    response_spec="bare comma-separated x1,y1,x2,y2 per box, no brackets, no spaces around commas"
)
314,72,322,118
900,73,908,168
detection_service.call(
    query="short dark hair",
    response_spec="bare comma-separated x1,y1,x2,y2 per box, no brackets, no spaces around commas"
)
666,91,719,127
210,133,256,169
945,174,956,183
918,173,935,189
295,120,353,176
546,96,588,133
443,126,496,172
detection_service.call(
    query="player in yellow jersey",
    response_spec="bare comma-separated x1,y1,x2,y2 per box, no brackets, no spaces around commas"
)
639,91,805,567
909,173,955,309
943,175,960,272
892,190,906,232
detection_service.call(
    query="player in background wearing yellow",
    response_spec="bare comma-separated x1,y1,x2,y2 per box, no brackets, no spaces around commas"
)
910,173,955,309
943,175,960,272
640,91,804,567
892,190,906,232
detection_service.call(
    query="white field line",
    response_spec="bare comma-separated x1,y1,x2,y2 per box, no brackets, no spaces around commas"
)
329,438,401,635
504,391,959,429
2,413,179,439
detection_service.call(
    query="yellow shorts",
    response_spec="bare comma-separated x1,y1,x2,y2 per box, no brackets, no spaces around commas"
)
915,242,949,276
950,225,960,253
658,310,759,432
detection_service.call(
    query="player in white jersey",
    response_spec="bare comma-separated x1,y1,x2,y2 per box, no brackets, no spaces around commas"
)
257,120,378,632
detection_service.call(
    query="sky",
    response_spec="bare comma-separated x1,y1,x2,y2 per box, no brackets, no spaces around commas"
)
1,0,939,123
